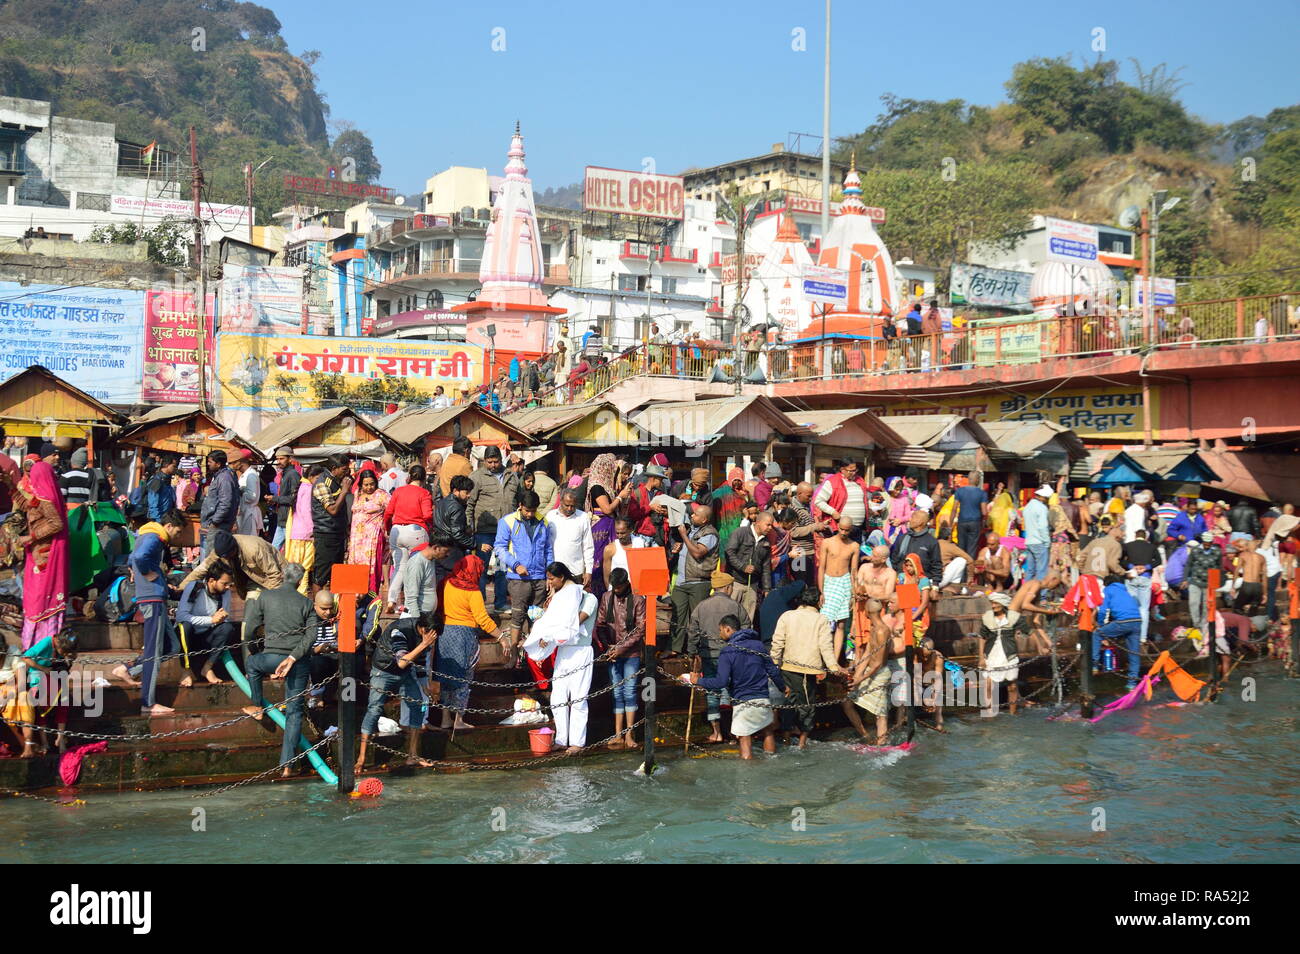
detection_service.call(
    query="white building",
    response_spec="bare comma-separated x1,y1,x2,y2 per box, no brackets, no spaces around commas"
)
0,95,250,251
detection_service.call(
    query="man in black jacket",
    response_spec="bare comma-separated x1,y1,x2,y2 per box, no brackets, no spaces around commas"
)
723,511,773,620
890,510,943,586
434,473,481,574
1227,500,1260,539
268,446,301,551
355,610,439,772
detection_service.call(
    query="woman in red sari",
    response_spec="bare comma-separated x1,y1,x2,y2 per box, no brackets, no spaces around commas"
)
19,460,69,650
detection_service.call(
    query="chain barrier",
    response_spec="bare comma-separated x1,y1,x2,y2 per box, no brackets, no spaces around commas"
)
190,735,334,798
0,673,339,743
365,716,650,772
368,666,644,716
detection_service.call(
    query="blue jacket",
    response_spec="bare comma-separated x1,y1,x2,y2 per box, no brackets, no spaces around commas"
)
128,526,169,602
177,578,231,628
494,510,553,581
145,472,177,522
1165,511,1205,542
697,630,785,702
200,466,238,530
1099,581,1141,625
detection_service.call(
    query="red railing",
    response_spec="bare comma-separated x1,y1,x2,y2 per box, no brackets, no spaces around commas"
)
481,293,1300,409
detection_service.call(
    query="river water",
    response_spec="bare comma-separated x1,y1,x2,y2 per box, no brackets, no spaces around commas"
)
4,668,1296,864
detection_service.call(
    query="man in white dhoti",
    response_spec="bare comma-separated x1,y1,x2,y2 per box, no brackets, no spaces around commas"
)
524,561,599,753
977,591,1027,715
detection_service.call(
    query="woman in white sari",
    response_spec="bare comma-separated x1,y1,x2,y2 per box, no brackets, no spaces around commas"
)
524,562,599,753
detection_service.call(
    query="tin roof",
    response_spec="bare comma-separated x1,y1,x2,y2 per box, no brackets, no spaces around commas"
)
251,407,406,455
631,395,806,443
782,408,907,449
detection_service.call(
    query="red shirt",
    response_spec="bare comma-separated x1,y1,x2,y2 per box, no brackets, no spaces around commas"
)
385,484,432,528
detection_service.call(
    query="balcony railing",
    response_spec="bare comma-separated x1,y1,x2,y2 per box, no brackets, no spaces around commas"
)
659,245,698,264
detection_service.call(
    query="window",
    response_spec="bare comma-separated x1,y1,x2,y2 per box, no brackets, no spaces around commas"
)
634,315,655,340
618,274,639,292
661,277,678,294
597,315,615,339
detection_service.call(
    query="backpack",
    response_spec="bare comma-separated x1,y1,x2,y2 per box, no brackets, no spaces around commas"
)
127,482,149,520
94,572,137,623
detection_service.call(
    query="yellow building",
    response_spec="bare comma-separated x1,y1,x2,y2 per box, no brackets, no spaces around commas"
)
423,166,493,217
682,143,847,204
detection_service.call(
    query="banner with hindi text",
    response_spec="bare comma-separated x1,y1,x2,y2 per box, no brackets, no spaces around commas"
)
216,333,483,413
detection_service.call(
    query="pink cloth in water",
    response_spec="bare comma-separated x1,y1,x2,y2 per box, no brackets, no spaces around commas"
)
58,740,108,786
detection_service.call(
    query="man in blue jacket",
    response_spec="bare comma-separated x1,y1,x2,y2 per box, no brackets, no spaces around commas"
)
494,490,553,654
199,449,239,557
145,456,179,522
120,508,187,715
683,615,786,759
1164,498,1206,545
1094,574,1144,689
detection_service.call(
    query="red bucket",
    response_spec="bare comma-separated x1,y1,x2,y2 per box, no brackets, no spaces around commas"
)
528,727,554,756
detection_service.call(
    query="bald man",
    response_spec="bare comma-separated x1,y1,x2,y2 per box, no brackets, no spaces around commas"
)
787,481,820,584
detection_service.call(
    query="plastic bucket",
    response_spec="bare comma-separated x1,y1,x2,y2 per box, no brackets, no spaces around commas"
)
528,727,554,755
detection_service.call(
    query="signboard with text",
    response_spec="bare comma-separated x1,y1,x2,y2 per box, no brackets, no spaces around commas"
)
110,195,250,228
785,195,886,224
283,175,395,203
949,263,1034,310
1133,277,1177,307
143,289,215,404
1044,217,1099,264
216,333,484,412
869,385,1156,440
583,166,685,219
801,265,849,305
219,264,304,336
0,282,144,404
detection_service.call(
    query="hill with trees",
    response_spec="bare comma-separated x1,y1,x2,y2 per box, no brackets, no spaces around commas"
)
832,57,1298,298
0,0,381,223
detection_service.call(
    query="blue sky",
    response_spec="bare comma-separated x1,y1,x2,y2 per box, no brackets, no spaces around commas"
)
272,0,1300,194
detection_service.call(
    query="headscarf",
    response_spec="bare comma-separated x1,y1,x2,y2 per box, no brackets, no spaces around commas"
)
903,552,924,580
26,460,64,511
448,554,484,591
586,453,618,511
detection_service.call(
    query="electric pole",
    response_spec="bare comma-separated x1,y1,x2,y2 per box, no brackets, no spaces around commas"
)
190,126,209,413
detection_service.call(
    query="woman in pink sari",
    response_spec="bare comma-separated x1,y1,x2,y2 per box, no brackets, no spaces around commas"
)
19,460,69,649
346,470,389,592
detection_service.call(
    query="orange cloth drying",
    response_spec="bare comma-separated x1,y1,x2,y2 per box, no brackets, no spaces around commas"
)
1145,650,1206,702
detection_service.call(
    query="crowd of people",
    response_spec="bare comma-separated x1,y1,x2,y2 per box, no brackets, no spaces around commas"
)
1,418,1296,769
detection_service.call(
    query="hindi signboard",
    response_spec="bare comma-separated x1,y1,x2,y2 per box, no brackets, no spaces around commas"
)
801,265,849,305
1044,217,1099,264
0,282,144,404
949,263,1034,310
216,333,484,412
583,166,685,219
110,195,250,229
1133,277,1177,307
142,289,215,404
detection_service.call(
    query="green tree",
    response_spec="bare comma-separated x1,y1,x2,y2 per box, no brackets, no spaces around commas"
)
331,126,382,184
858,162,1043,287
84,216,190,266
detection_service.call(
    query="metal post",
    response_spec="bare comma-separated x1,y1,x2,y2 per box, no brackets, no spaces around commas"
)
189,126,208,414
1207,568,1220,699
337,596,357,794
641,615,658,777
1078,604,1094,719
820,0,831,245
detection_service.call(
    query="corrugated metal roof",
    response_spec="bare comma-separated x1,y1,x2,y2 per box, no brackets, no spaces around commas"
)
783,408,908,449
876,414,996,450
251,407,406,454
631,395,803,442
377,403,533,446
980,420,1088,460
500,402,607,438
